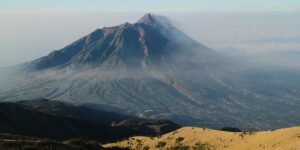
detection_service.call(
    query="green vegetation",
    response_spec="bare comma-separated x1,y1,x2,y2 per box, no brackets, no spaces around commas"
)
0,139,129,150
143,146,150,150
0,101,179,144
166,141,212,150
220,127,241,132
156,141,167,148
169,145,190,150
175,137,185,144
192,142,213,150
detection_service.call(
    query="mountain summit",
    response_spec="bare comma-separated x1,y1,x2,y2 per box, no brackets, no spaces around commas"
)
29,13,214,71
137,13,170,29
137,13,156,24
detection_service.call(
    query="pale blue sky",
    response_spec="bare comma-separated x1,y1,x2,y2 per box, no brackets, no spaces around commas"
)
0,1,300,67
1,0,300,13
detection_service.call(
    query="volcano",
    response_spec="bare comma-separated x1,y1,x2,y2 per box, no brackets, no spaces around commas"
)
1,14,300,130
28,13,217,70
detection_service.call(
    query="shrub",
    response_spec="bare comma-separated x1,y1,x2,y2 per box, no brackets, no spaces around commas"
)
175,137,184,144
192,142,212,150
220,127,241,132
143,146,150,150
169,145,190,150
104,146,130,150
156,141,167,148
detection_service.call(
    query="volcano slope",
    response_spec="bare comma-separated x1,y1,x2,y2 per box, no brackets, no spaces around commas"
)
1,14,300,130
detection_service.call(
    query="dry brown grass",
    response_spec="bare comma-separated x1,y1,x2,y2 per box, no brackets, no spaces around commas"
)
104,126,300,150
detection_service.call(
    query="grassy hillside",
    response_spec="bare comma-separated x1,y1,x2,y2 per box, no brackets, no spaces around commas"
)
105,126,300,150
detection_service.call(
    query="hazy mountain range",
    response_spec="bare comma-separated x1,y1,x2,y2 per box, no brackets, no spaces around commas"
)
1,14,300,130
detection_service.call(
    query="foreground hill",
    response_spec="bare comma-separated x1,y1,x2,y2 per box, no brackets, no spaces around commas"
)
105,127,300,150
0,100,179,143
